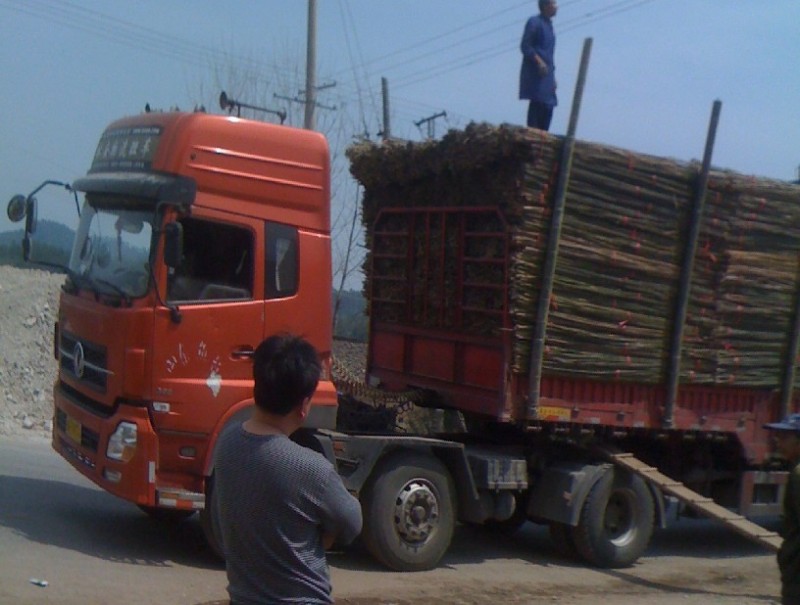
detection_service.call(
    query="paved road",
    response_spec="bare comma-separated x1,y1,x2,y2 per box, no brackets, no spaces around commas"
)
0,433,783,605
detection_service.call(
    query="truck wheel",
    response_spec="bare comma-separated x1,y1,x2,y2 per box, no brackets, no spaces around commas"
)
549,522,579,559
199,474,224,560
572,470,654,568
361,452,455,571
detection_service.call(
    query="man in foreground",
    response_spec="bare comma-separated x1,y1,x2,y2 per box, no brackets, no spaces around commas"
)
765,413,800,605
214,334,363,605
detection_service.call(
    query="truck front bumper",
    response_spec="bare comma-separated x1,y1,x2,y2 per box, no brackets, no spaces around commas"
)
52,386,158,507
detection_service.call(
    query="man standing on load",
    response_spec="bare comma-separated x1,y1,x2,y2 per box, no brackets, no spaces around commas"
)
519,0,558,131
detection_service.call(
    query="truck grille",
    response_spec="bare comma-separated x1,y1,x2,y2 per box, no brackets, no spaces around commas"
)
60,331,110,392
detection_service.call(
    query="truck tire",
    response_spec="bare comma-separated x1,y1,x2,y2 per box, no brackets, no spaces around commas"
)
572,469,654,568
199,474,224,560
361,452,455,571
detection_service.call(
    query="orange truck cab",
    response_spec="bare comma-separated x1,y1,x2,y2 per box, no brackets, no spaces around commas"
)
30,111,336,514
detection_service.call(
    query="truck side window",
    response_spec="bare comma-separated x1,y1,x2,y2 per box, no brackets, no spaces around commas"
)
167,217,254,302
266,222,298,299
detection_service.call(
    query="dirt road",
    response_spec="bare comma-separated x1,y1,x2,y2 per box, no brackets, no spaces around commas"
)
1,434,781,605
329,517,782,605
0,264,784,604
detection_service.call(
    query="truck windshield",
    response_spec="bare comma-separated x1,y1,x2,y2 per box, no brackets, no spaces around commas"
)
68,202,154,300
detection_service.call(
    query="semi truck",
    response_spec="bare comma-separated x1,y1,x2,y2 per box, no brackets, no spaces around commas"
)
8,108,798,572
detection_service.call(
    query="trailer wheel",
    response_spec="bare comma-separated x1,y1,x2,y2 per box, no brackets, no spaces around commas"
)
199,474,224,560
361,452,455,571
572,470,654,568
549,522,579,559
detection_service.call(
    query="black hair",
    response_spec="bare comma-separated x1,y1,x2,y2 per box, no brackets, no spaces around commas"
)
252,334,321,416
539,0,554,11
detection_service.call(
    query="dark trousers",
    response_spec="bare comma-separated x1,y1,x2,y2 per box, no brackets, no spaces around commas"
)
527,101,553,132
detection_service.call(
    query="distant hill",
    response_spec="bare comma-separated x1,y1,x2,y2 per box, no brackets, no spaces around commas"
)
0,221,75,267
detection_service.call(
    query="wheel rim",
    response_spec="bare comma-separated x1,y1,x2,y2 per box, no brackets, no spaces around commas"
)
393,478,440,544
603,489,638,547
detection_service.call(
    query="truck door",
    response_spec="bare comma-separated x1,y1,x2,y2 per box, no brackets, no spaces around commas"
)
152,215,262,435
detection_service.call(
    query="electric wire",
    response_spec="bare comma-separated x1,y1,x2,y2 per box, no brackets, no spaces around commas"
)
390,0,661,90
1,0,662,135
332,0,533,81
0,0,306,90
336,0,380,139
334,0,590,93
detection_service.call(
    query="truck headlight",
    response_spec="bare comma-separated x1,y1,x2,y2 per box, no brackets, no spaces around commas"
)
107,422,137,462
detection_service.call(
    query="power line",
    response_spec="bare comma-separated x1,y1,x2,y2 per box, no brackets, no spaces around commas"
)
337,0,381,138
560,0,662,33
390,0,661,91
1,0,662,138
0,0,305,90
333,1,531,82
331,1,582,129
3,0,206,68
329,0,659,129
334,0,589,93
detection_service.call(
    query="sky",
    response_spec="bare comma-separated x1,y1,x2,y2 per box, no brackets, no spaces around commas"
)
1,0,798,243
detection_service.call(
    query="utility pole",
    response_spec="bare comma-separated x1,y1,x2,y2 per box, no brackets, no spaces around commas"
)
414,111,446,139
304,0,317,130
274,81,336,118
219,91,286,124
381,77,391,141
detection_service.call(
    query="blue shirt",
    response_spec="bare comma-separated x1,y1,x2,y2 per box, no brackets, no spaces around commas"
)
519,14,557,106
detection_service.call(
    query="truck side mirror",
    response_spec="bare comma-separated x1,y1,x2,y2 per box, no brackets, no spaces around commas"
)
163,222,184,269
21,196,39,262
24,196,38,235
7,195,26,222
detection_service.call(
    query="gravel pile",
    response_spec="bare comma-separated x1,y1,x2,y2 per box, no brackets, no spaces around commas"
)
0,264,372,439
0,265,64,437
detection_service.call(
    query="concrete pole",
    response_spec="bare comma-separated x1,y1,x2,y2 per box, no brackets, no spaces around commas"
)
304,0,317,130
381,77,391,140
527,38,593,419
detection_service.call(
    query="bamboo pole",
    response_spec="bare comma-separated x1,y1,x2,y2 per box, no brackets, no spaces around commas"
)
663,100,722,428
779,267,800,418
527,38,593,420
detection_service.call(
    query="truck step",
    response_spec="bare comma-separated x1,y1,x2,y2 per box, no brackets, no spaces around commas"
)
606,451,783,553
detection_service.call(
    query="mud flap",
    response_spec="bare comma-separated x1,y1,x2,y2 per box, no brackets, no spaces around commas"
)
526,462,611,525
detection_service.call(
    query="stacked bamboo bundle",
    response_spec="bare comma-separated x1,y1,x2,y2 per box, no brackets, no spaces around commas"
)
348,123,800,387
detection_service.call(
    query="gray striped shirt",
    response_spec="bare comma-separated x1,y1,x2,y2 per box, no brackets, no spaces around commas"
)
214,426,362,604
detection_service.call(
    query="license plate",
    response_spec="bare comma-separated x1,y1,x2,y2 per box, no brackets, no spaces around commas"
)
66,415,82,444
536,406,571,421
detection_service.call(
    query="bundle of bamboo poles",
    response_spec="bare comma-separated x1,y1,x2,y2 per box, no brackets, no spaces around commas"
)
348,123,800,386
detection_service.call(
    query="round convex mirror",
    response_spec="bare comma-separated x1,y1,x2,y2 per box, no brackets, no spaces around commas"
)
7,194,26,222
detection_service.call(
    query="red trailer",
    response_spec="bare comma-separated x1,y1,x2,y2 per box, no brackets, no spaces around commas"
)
342,122,799,569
